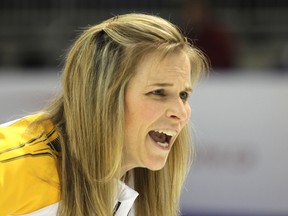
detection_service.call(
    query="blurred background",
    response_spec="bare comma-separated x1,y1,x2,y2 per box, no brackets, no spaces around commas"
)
1,0,288,70
0,0,287,215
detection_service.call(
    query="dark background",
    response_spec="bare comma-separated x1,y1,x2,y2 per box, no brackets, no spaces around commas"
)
0,0,288,72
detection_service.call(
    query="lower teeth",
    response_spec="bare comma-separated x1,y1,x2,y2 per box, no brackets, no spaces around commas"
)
157,142,169,147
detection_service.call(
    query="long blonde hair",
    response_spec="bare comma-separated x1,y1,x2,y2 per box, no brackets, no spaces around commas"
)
46,13,207,216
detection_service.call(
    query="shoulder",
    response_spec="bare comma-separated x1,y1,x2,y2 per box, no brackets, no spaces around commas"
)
19,202,59,216
0,113,60,163
0,114,61,215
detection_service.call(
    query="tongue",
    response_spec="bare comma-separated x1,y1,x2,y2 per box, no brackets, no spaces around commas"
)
149,131,166,143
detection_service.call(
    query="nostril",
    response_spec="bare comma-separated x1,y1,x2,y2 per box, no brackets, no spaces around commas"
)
168,112,188,122
166,103,189,122
170,115,179,119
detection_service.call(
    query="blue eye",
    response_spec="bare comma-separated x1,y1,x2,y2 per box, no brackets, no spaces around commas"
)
151,89,165,96
179,91,189,102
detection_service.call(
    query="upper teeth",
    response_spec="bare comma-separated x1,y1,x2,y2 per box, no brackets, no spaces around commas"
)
154,130,177,137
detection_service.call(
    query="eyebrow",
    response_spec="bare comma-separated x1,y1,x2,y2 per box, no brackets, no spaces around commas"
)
148,83,193,92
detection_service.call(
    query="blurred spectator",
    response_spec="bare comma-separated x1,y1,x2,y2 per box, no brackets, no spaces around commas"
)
180,0,237,70
280,42,288,70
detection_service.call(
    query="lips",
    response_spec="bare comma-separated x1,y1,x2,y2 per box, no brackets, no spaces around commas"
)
148,129,177,148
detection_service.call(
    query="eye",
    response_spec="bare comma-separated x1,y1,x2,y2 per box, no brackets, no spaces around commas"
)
179,91,189,102
150,89,165,96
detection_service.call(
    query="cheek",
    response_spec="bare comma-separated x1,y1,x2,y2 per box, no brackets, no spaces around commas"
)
186,104,192,121
187,104,191,115
125,98,161,127
135,100,160,121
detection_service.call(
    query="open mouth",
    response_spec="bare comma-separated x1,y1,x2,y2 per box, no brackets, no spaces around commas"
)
148,130,175,148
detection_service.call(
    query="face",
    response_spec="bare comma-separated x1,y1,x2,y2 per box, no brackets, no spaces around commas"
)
122,51,192,174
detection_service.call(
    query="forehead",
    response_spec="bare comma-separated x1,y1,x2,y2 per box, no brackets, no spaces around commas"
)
134,50,191,81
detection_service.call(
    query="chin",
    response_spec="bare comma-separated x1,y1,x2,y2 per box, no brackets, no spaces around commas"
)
145,158,167,171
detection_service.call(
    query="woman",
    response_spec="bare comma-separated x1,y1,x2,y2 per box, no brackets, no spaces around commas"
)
0,13,207,215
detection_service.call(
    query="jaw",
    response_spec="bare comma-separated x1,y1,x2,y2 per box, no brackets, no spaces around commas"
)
122,130,175,173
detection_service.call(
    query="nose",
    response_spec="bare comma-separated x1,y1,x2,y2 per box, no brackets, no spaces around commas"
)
166,98,190,122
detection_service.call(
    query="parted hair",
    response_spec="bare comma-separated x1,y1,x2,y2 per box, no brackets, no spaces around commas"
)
46,13,207,216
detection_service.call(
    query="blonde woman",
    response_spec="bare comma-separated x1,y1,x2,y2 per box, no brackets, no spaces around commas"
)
0,13,207,216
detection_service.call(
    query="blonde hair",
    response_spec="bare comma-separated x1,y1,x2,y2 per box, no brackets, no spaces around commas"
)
46,13,207,216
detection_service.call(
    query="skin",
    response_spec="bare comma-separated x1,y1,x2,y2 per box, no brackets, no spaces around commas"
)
121,50,192,176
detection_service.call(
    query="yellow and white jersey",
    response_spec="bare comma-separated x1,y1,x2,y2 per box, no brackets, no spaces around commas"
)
0,114,138,216
0,114,61,216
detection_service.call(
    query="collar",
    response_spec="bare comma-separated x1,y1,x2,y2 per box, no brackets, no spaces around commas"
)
113,181,139,216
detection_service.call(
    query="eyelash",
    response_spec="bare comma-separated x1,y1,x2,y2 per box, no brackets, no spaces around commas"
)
179,91,189,102
150,89,189,102
151,89,165,96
